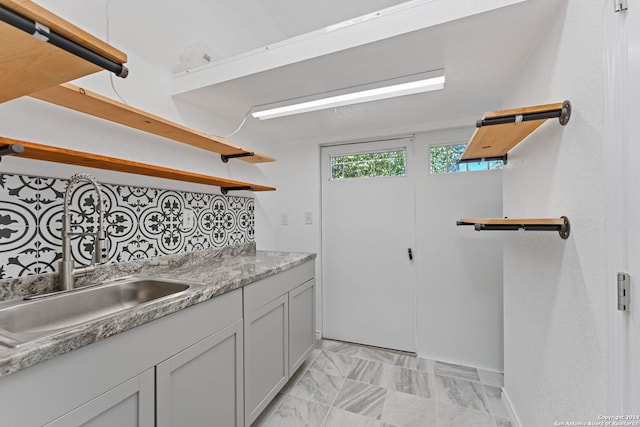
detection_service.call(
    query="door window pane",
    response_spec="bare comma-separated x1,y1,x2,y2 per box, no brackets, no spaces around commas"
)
330,149,406,180
429,143,504,174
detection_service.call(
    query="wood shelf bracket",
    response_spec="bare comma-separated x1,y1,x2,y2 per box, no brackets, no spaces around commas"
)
456,216,571,239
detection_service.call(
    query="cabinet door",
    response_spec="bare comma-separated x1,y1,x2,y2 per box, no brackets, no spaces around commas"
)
156,319,244,427
44,368,154,427
244,294,289,426
289,279,315,375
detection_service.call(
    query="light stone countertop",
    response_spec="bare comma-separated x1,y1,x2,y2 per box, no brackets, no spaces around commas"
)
0,244,316,377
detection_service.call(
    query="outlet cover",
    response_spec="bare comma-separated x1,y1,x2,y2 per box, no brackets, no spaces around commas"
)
182,209,195,229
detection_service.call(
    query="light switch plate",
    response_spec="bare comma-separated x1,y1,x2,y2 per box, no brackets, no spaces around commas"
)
304,211,313,225
281,212,289,226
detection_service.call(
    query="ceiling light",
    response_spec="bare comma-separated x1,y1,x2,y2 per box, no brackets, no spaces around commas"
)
251,69,445,120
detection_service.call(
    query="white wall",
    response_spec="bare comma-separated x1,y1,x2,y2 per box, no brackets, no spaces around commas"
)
0,0,277,249
414,129,503,371
271,140,323,333
501,1,607,425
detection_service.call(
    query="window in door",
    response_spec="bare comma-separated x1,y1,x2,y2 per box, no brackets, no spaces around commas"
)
430,143,503,174
330,149,406,180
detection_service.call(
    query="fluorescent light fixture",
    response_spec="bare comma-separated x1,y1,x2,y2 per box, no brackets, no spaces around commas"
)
251,69,445,120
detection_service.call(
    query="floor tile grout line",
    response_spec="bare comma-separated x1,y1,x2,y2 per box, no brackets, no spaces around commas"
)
319,354,356,427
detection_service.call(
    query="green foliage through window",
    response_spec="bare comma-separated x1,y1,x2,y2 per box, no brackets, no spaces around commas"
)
331,150,406,180
430,144,503,174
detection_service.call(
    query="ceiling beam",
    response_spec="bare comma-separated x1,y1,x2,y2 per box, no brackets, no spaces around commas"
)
171,0,527,96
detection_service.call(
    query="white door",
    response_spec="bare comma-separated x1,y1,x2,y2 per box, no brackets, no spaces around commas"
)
321,138,416,352
606,3,640,413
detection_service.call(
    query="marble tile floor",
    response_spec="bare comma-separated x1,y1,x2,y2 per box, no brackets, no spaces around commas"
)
251,339,514,427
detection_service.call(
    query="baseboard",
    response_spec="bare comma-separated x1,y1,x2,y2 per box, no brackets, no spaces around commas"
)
502,388,522,427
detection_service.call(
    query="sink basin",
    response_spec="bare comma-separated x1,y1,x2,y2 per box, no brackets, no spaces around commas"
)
0,277,199,348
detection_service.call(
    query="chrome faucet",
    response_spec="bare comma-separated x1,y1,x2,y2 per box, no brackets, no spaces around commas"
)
58,173,108,291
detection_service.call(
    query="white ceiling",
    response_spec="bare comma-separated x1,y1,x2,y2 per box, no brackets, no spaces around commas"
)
165,0,559,143
109,0,559,144
109,0,407,70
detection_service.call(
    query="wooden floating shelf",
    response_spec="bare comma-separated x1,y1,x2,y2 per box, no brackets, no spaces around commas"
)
0,137,276,193
30,83,276,164
459,101,571,163
457,217,570,239
0,0,127,103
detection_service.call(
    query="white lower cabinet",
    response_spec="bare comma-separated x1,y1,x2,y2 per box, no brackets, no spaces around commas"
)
156,319,244,427
243,261,315,426
44,368,155,427
0,263,316,427
289,279,315,374
0,289,244,427
244,294,289,424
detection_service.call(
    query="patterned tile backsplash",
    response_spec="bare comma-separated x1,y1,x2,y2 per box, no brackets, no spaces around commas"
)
0,173,254,279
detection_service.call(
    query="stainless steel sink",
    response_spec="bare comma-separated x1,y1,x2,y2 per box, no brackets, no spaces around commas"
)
0,277,199,348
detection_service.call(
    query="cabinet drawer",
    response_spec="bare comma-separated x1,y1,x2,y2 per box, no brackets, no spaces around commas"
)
243,261,314,313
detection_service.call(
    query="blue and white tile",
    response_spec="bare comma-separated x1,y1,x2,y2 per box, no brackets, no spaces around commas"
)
347,358,399,387
311,351,355,377
434,375,490,413
483,385,510,418
262,394,329,427
380,390,437,427
437,401,495,427
388,367,434,399
287,368,344,406
478,369,504,388
322,408,393,427
333,379,387,420
435,361,481,382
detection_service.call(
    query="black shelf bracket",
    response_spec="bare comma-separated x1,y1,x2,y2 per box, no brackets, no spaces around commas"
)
221,152,254,163
476,100,571,128
221,186,254,195
0,144,24,162
458,153,508,165
456,216,571,240
0,5,128,78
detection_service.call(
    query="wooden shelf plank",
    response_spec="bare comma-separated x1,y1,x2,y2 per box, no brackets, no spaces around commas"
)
460,102,565,162
0,0,127,103
461,121,546,160
30,84,276,164
457,217,570,239
458,218,566,226
0,137,276,192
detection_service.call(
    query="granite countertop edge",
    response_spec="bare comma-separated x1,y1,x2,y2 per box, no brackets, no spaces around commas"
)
0,246,316,378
